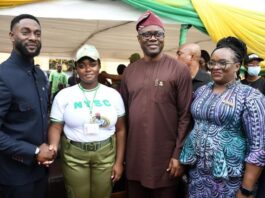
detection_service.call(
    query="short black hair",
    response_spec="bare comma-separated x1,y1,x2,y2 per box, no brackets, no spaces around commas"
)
10,14,40,31
117,64,126,75
201,50,210,63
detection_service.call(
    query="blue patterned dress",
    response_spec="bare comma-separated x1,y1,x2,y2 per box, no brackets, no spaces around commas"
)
180,81,265,198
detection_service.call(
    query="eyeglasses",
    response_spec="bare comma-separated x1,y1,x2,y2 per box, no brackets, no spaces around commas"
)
208,60,236,70
138,31,165,40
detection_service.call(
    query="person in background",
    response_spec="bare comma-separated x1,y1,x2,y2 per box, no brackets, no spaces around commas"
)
241,53,265,95
180,36,265,198
128,53,141,64
176,43,211,92
49,63,68,102
0,14,54,198
120,10,192,198
117,64,126,76
52,83,65,101
176,43,211,196
68,67,80,86
35,64,49,91
240,53,265,198
199,49,210,72
111,64,126,91
101,64,127,91
64,64,73,80
101,52,140,87
48,44,126,198
35,64,49,83
98,71,112,87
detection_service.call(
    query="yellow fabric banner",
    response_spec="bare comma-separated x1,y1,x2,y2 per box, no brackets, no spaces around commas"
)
0,0,45,8
192,0,265,67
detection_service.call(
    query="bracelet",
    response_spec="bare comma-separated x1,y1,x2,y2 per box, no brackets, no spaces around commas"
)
240,186,254,196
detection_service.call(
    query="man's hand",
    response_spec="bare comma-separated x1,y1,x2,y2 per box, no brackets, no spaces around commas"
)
40,144,58,167
166,158,184,177
36,143,56,166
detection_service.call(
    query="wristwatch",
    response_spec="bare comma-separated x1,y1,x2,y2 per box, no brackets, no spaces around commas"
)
240,186,254,196
35,147,40,155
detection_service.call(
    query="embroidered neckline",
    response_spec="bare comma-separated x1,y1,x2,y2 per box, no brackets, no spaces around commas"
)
209,80,239,90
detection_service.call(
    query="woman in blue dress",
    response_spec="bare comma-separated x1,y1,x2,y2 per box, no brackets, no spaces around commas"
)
180,37,265,198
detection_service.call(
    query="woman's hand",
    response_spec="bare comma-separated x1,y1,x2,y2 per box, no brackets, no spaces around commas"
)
112,116,126,183
111,162,124,183
39,144,58,167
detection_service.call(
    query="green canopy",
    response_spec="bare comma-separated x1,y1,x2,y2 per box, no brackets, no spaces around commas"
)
122,0,207,34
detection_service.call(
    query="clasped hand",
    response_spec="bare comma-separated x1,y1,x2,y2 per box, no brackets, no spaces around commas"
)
36,143,57,167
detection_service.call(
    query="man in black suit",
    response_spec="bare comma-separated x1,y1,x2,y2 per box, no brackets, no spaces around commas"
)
176,43,211,92
0,14,55,198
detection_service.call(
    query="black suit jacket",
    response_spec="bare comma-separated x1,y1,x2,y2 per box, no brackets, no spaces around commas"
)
192,69,212,92
0,51,49,185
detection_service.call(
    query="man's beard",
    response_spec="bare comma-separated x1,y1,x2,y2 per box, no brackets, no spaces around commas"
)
15,40,41,58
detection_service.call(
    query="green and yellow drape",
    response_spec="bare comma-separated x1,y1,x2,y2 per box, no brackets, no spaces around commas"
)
122,0,265,74
1,0,265,73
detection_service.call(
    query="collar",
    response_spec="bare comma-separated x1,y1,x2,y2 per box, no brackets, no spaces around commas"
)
78,83,100,92
10,50,35,73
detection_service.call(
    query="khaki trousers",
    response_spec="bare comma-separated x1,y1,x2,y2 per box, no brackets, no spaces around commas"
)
61,136,115,198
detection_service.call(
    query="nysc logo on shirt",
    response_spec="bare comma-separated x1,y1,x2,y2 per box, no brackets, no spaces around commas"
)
74,99,111,109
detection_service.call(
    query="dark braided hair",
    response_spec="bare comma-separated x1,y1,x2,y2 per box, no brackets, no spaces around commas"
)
212,36,247,79
212,36,247,65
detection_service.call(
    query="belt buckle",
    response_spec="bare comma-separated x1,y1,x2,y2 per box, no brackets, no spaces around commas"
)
85,143,96,151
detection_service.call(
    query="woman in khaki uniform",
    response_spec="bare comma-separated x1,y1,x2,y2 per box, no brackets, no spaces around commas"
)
48,44,126,198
